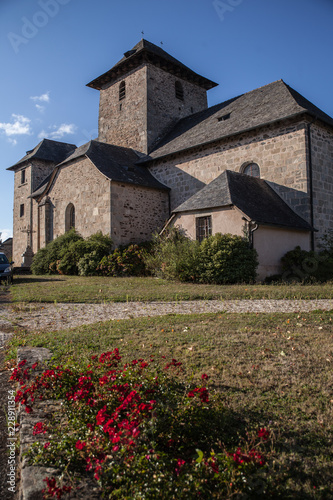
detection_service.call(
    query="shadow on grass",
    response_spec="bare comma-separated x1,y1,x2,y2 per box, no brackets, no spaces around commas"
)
13,277,64,284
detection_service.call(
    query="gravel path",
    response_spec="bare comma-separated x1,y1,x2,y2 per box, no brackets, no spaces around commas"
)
1,298,333,333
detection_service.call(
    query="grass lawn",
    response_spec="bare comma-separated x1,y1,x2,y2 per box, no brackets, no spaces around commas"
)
7,274,333,302
6,309,333,498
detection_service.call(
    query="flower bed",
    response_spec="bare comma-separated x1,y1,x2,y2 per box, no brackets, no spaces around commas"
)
12,350,272,499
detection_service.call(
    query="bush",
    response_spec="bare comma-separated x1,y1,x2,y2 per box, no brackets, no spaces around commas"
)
281,245,333,282
31,229,83,274
144,227,199,281
58,232,113,276
31,231,113,276
98,242,151,277
145,229,258,284
77,250,103,276
197,233,258,284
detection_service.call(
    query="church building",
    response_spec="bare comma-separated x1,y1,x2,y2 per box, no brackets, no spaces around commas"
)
8,40,333,279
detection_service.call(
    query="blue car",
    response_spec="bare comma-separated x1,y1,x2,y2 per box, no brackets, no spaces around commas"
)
0,253,14,284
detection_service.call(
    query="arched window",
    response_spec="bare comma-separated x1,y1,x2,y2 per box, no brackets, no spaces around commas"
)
65,203,75,232
242,162,260,178
175,81,184,101
119,81,126,101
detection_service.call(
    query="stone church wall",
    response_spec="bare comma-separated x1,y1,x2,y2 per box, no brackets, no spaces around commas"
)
149,119,310,221
12,160,55,266
47,158,112,240
146,65,208,152
98,65,148,152
310,122,333,244
98,63,208,154
110,182,169,247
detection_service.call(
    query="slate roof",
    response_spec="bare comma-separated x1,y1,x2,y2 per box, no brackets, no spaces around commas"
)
173,170,313,231
142,79,333,160
56,140,169,190
7,139,76,170
87,39,217,91
30,173,53,199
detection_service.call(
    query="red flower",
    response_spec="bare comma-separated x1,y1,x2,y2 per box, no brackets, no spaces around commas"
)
33,422,47,435
187,387,209,403
44,442,50,449
258,427,270,440
175,458,186,476
201,373,209,380
75,440,86,450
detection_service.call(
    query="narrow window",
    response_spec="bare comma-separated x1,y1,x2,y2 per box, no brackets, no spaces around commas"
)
196,216,212,242
70,205,75,229
175,81,184,101
217,113,231,122
119,81,126,101
65,203,75,232
20,204,24,217
242,162,260,178
21,169,26,184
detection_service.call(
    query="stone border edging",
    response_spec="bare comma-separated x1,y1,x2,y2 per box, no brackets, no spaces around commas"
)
17,348,101,500
17,347,57,500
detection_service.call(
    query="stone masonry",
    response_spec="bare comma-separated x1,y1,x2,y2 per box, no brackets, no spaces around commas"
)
98,63,208,154
110,182,169,246
148,118,310,221
43,158,112,241
12,160,55,266
311,122,333,238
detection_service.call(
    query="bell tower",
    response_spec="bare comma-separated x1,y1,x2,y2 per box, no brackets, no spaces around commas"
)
87,39,218,154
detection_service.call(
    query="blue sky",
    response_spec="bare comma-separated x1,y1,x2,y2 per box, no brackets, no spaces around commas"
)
1,0,333,241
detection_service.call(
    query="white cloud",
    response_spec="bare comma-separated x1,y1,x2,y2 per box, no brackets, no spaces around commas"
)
36,104,45,113
0,114,32,137
30,92,50,103
0,229,13,242
38,129,47,140
38,123,77,140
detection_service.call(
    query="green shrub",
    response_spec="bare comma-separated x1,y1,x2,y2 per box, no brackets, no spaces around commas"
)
77,251,103,277
144,229,257,284
197,233,258,284
98,242,151,277
281,245,333,282
143,227,199,281
31,231,113,276
31,229,83,274
57,233,113,275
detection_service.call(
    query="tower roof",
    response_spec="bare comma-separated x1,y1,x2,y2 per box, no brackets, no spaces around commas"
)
7,138,76,170
87,39,217,91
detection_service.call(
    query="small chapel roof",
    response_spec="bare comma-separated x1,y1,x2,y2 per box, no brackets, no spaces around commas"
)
87,39,217,91
57,140,169,190
173,170,313,231
7,138,76,170
143,79,333,161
